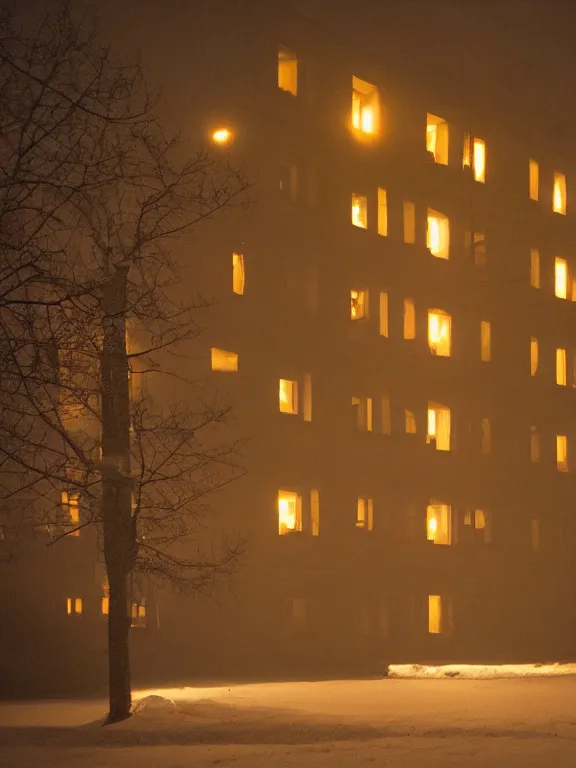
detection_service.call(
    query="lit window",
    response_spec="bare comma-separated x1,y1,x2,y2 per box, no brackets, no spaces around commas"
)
481,417,491,454
310,489,320,536
529,159,539,201
427,403,451,451
352,75,380,135
555,258,568,299
131,601,147,628
381,394,391,434
66,597,83,615
530,248,540,288
557,349,567,386
278,490,302,535
232,252,245,295
426,114,449,165
404,299,416,339
379,292,389,337
278,47,298,95
427,209,450,259
377,187,388,236
463,134,486,182
427,502,451,545
530,426,540,463
352,396,373,431
351,289,368,320
403,201,416,244
557,435,568,472
480,321,491,362
356,497,374,530
351,194,368,229
428,595,442,634
473,139,486,182
279,379,298,414
405,409,417,434
211,348,238,372
553,172,566,215
61,490,80,536
428,310,451,356
530,337,539,376
101,597,109,615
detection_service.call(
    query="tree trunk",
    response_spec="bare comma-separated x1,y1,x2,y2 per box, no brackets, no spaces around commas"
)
101,264,133,724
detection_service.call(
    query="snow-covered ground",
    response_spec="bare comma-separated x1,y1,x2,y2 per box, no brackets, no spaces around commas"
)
389,661,576,679
2,674,576,766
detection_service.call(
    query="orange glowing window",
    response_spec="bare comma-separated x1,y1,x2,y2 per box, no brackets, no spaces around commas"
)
232,252,245,295
356,497,374,530
480,321,491,362
351,289,368,320
377,187,388,236
557,435,568,472
61,490,80,536
428,310,451,356
279,378,298,414
553,172,566,215
427,209,449,259
555,258,568,299
67,597,83,615
379,292,389,337
529,159,539,201
427,403,451,451
428,595,442,634
463,134,486,182
351,194,368,229
278,47,298,95
352,76,380,135
556,348,567,386
278,490,302,535
530,337,539,376
211,348,238,372
426,114,449,165
427,502,451,545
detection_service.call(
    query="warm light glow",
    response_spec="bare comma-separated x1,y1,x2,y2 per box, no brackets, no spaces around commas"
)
356,497,374,530
426,114,448,164
404,299,416,339
377,187,388,236
352,76,380,136
553,172,566,215
101,597,109,615
427,503,451,545
62,490,80,536
379,292,389,337
429,595,442,634
556,348,567,386
352,396,373,431
279,378,298,414
427,209,449,259
529,159,539,201
530,248,540,288
278,490,301,535
480,321,491,362
427,403,451,451
473,138,486,182
530,337,539,376
67,597,82,615
428,310,451,356
351,194,367,229
557,435,568,472
310,489,320,536
211,348,238,372
351,289,368,319
555,258,568,299
211,128,232,145
232,252,245,295
278,47,298,95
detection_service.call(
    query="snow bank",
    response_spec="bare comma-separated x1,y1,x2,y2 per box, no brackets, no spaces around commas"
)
132,694,177,715
388,662,576,679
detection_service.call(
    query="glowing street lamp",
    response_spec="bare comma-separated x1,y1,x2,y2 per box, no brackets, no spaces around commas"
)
211,127,233,146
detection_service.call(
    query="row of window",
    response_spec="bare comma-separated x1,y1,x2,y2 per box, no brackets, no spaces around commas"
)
277,48,569,212
66,596,147,626
277,489,542,553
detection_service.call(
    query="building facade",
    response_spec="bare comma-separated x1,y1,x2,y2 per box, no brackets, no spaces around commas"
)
2,3,576,693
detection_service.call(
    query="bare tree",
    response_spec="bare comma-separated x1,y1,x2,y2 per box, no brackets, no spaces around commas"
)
0,1,247,721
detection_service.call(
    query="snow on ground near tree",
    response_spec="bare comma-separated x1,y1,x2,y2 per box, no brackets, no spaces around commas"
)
2,675,576,766
389,661,576,679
